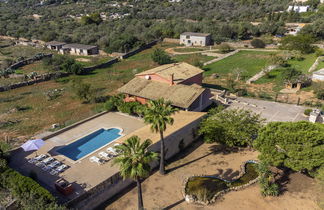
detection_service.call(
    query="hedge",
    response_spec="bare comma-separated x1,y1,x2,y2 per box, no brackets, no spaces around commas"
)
0,168,55,203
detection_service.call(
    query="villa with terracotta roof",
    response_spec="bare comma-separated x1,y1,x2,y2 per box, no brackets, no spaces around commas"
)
118,62,213,111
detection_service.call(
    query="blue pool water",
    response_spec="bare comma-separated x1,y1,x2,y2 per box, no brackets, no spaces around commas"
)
57,128,122,161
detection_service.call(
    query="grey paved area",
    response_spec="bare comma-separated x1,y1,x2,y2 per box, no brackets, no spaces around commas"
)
228,97,308,122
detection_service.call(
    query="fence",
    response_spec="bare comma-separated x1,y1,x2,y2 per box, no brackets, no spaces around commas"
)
5,54,53,71
0,72,70,92
82,58,119,73
119,40,159,59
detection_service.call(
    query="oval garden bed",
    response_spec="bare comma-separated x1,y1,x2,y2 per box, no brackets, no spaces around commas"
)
183,160,259,205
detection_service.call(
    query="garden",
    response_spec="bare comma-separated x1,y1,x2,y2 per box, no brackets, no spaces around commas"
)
185,161,259,204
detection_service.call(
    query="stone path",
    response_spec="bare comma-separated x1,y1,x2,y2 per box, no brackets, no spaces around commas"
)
246,65,277,84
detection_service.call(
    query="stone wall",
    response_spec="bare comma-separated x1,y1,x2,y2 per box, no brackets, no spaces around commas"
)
82,58,119,73
68,113,205,210
0,72,69,92
119,40,159,60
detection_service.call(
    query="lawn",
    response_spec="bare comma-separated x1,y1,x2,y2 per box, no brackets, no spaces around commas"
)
255,53,318,86
316,59,324,71
173,53,215,65
203,51,276,80
287,53,318,73
0,44,166,143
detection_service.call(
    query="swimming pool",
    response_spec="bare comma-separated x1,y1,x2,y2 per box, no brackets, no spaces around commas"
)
57,128,123,161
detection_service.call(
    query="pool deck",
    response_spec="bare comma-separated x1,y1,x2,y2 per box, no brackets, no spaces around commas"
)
9,111,206,202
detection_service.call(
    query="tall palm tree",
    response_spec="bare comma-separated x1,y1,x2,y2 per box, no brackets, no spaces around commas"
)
143,98,178,175
113,136,158,210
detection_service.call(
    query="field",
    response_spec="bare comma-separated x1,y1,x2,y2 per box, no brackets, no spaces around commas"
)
203,51,276,80
0,43,215,144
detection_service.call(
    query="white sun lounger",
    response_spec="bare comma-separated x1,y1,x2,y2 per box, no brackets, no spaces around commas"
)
98,151,112,160
28,154,47,163
48,160,61,168
106,147,118,156
50,164,68,175
42,165,54,172
89,156,103,165
42,157,54,164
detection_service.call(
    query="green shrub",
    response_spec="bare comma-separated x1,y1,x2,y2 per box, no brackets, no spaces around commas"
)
0,168,55,203
251,39,266,48
117,101,140,115
151,48,173,65
218,43,233,53
71,80,93,103
304,109,312,116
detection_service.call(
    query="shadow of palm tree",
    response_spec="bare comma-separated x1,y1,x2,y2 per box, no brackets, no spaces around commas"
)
163,199,185,210
166,144,227,173
212,168,240,181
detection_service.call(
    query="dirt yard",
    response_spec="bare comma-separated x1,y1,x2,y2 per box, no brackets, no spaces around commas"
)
103,142,321,210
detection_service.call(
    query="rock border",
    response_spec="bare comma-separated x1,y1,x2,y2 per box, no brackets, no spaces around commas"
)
182,160,259,205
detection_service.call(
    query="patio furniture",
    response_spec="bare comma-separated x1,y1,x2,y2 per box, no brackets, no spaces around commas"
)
42,165,55,172
21,139,45,152
55,178,74,196
42,157,54,164
98,151,112,160
35,161,45,168
89,156,103,165
28,154,47,163
106,147,118,156
48,160,61,168
50,164,68,175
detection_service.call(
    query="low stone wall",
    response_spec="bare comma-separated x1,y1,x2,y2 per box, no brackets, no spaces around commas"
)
0,71,69,92
308,56,324,73
119,40,159,60
183,160,259,205
5,54,52,71
82,58,119,72
69,113,205,210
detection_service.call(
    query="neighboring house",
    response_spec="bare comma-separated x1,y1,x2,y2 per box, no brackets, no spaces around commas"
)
59,44,99,56
180,32,212,47
287,5,310,13
118,62,213,111
285,23,306,36
312,69,324,81
45,41,66,51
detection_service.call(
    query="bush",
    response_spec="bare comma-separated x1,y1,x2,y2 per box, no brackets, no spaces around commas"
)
151,48,173,65
0,169,54,202
304,109,312,116
251,39,266,48
71,80,93,103
218,43,233,53
257,162,280,197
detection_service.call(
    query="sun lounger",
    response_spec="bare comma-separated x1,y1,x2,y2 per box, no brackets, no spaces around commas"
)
28,154,47,163
35,161,45,168
98,151,112,160
89,156,103,165
106,147,118,156
42,157,54,164
50,164,68,175
48,160,61,168
42,165,54,171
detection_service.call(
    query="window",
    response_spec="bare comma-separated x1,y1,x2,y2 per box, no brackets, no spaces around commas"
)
186,35,190,39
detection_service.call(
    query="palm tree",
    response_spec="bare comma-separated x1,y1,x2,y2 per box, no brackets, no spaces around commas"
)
143,98,178,175
113,136,158,210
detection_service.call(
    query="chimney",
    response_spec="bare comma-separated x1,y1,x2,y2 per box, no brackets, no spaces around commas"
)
170,73,174,85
